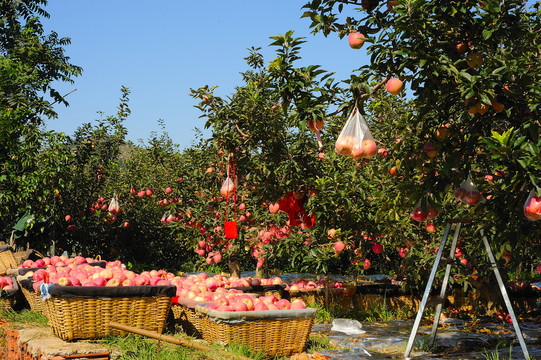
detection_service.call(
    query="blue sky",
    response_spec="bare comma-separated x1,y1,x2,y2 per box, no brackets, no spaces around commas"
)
42,1,537,150
42,1,367,150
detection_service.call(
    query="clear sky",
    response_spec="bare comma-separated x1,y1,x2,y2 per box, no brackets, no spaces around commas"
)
42,1,536,150
42,1,367,150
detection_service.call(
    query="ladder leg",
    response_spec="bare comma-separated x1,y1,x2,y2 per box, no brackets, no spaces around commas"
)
480,229,531,360
404,222,452,359
427,222,462,347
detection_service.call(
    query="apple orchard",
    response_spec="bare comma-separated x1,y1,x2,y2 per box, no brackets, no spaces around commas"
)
1,0,540,293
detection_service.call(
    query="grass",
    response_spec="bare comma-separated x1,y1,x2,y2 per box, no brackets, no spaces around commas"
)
0,308,49,327
310,298,414,323
95,332,296,360
483,346,513,360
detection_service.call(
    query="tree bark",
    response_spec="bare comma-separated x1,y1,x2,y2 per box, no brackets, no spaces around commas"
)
228,251,241,278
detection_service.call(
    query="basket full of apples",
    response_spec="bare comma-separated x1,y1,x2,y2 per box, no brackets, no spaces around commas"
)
19,261,176,340
193,295,316,357
0,276,18,310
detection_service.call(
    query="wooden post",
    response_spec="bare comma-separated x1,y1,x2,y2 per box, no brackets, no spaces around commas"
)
109,322,254,360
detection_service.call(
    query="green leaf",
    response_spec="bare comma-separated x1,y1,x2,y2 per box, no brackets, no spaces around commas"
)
482,29,493,40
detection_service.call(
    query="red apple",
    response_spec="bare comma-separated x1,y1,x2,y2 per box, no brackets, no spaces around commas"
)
165,187,172,194
57,276,72,286
106,278,121,287
290,299,307,309
350,143,364,159
465,191,481,205
333,241,345,253
230,301,249,312
362,139,378,158
372,243,383,254
425,222,436,233
65,214,71,222
130,188,137,194
435,126,449,141
216,305,232,312
363,258,371,270
275,299,291,310
410,208,427,222
348,32,366,49
269,203,280,214
122,279,135,286
146,188,153,196
454,188,467,201
423,143,438,158
386,78,404,95
254,301,269,311
399,247,409,258
137,190,146,198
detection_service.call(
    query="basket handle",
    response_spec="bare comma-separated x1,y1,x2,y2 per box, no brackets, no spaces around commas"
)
95,254,102,261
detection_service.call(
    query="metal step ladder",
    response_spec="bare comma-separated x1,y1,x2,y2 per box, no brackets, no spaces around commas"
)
404,219,531,359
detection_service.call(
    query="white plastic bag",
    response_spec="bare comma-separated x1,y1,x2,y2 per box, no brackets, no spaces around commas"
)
108,194,119,215
410,196,439,222
335,107,377,159
331,318,365,335
220,177,235,198
524,189,541,221
453,176,485,205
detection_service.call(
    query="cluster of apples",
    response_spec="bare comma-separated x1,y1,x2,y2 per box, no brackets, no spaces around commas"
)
0,276,15,290
410,203,439,222
171,273,285,299
18,255,99,269
524,194,541,221
205,294,306,312
454,187,483,205
335,136,378,159
28,260,176,292
285,277,346,291
173,273,307,311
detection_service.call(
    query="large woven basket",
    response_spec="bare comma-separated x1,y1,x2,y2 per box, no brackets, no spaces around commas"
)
20,286,45,314
195,305,316,357
0,246,18,276
42,284,176,340
0,276,19,312
171,304,206,338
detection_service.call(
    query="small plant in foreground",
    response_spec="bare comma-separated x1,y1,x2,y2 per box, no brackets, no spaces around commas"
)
483,343,514,360
306,333,336,353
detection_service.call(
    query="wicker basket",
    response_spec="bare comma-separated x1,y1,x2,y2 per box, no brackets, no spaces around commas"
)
195,305,316,357
0,297,15,312
20,286,45,314
170,303,207,338
42,284,176,340
0,246,17,276
0,276,19,312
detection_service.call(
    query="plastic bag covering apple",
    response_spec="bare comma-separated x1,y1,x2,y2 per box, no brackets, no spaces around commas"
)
524,189,541,221
335,107,377,159
453,176,485,206
410,196,439,222
108,194,119,215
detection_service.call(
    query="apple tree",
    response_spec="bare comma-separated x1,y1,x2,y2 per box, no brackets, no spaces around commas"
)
300,0,541,287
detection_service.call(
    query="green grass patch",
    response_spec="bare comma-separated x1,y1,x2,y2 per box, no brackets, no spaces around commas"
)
0,308,49,327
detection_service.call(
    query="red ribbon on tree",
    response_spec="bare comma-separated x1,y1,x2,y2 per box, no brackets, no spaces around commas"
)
224,154,238,239
278,192,315,228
